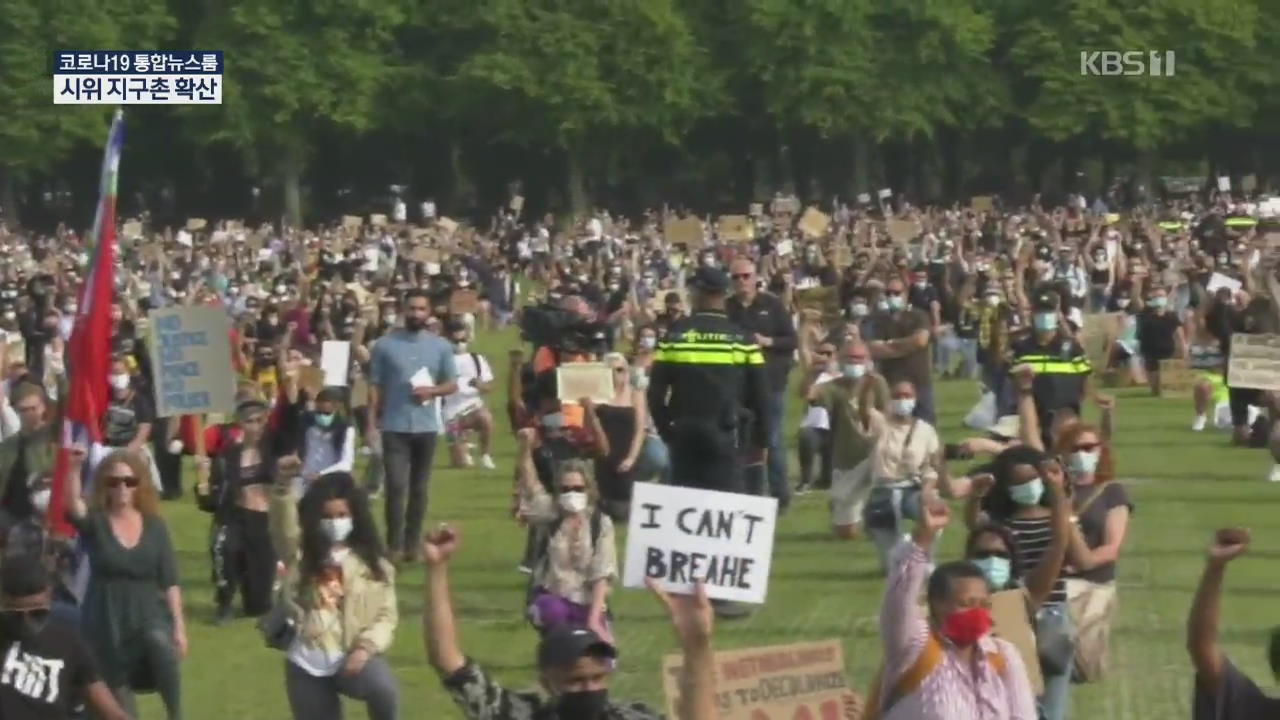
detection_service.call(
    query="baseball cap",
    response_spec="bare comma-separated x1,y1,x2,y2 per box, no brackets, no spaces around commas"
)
536,626,618,670
688,267,730,294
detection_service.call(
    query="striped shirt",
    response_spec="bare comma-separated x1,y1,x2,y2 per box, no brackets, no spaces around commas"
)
880,540,1037,720
1002,515,1067,606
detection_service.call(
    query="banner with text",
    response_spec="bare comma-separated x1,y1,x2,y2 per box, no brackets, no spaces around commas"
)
148,306,235,417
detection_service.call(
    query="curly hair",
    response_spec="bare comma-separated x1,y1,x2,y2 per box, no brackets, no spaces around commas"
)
297,473,387,584
90,450,160,516
964,523,1026,591
554,458,600,507
1053,422,1115,484
980,445,1051,520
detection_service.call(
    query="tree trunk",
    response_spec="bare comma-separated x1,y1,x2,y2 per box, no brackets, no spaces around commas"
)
565,146,589,217
280,146,303,229
0,165,19,229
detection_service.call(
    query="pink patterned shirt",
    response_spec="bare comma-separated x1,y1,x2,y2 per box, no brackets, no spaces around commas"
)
878,540,1037,720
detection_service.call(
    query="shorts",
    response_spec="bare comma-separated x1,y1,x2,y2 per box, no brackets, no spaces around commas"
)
829,466,870,528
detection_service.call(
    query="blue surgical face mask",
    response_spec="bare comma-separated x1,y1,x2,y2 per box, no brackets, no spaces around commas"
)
886,295,906,312
973,556,1012,589
1009,478,1045,506
1033,312,1058,332
541,412,565,431
315,413,335,428
1147,296,1167,309
841,363,866,380
1069,449,1099,475
891,397,916,417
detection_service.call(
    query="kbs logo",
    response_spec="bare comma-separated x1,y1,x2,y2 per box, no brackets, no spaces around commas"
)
1079,50,1176,76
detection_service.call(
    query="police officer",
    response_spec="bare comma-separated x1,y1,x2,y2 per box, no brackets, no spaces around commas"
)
647,267,770,496
1010,286,1092,444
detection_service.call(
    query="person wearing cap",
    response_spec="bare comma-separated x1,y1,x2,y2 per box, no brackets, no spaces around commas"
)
424,525,718,720
647,266,770,498
1008,286,1091,444
868,276,936,424
726,257,796,509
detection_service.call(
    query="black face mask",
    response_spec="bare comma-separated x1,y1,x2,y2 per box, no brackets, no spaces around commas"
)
555,688,609,720
0,608,50,642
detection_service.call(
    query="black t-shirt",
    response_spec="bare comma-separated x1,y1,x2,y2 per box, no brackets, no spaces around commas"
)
1137,309,1181,359
102,392,156,447
0,623,99,719
1194,659,1280,720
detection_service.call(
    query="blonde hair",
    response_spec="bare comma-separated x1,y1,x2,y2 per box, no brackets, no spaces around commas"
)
555,458,600,507
90,450,160,515
602,352,628,368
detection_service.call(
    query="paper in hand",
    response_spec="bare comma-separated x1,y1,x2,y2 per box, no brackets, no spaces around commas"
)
410,367,434,389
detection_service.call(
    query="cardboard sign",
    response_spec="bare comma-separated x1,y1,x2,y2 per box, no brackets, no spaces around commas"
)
5,336,25,365
1242,174,1258,194
226,219,244,232
797,207,830,239
1227,334,1280,391
990,590,1044,695
664,217,704,248
1217,176,1231,192
185,218,207,231
148,306,236,417
856,192,871,204
556,363,613,404
350,378,369,407
370,213,388,227
437,217,459,235
970,195,995,213
775,239,794,257
1206,272,1243,294
624,482,778,604
342,215,363,229
886,219,919,244
835,245,854,268
717,215,753,242
122,220,143,238
413,247,442,264
660,639,858,720
298,367,325,398
1158,358,1194,394
449,288,479,315
509,195,525,213
794,287,841,324
321,341,351,387
748,202,764,217
877,188,892,200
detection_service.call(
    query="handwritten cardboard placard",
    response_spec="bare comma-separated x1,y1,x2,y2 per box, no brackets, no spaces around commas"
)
748,202,764,217
1206,272,1242,295
449,288,479,315
321,341,351,387
1242,174,1258,194
664,217,704,248
370,213,388,227
1227,334,1280,391
122,220,143,238
990,590,1044,695
5,336,25,365
509,195,525,213
298,367,325,398
148,306,235,417
771,197,801,215
226,219,244,232
794,287,841,324
624,482,777,604
836,245,854,268
342,215,363,229
1158,358,1194,394
556,362,613,404
412,247,442,264
886,219,919,244
185,218,207,231
1217,176,1231,192
660,639,859,720
717,215,753,242
797,207,830,239
437,217,459,235
970,195,995,213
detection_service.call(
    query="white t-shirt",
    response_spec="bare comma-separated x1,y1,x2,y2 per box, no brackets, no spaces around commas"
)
801,372,840,430
587,217,603,240
443,351,494,421
392,199,407,223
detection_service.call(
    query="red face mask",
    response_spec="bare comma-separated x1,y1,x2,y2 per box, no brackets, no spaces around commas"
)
940,606,993,647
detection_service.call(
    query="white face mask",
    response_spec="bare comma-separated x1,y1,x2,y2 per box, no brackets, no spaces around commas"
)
109,373,131,391
639,336,657,350
892,397,916,417
985,295,1001,307
321,517,353,543
558,490,588,514
851,302,869,318
30,488,51,513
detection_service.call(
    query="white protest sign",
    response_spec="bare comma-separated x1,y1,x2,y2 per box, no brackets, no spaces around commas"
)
856,192,871,204
321,341,351,387
877,188,892,200
624,482,777,604
176,229,193,248
1217,176,1231,192
1227,334,1280,391
1206,272,1242,295
148,306,236,417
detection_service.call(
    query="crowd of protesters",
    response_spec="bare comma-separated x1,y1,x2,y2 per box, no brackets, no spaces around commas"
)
0,181,1278,719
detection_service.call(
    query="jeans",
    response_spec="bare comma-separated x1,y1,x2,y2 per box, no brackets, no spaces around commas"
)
381,431,439,555
933,326,958,375
631,434,671,484
284,656,399,720
745,390,791,509
1039,653,1073,720
797,426,831,489
954,337,978,380
1088,286,1110,313
982,360,1014,416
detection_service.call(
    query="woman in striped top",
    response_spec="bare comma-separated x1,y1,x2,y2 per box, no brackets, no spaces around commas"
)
964,446,1074,720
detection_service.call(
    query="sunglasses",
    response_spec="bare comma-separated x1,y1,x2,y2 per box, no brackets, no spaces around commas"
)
105,475,140,488
732,273,754,280
885,290,903,297
612,367,628,374
971,549,1011,561
561,486,587,493
1075,442,1101,452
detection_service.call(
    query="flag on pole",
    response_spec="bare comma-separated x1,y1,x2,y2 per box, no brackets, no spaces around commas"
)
47,109,124,536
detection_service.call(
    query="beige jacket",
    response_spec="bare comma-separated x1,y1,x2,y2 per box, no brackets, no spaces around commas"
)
268,487,398,656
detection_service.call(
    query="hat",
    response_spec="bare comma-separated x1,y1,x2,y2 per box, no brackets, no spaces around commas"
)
688,267,730,293
536,626,617,669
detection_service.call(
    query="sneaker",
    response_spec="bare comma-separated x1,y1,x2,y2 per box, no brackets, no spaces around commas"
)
1269,465,1280,483
213,606,234,627
517,564,533,575
480,454,496,470
794,482,812,496
1191,415,1207,432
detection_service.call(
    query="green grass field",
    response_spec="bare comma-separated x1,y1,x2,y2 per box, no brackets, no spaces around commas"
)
139,327,1280,718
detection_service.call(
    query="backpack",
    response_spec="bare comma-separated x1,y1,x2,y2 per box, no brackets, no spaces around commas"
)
524,510,605,614
864,633,1007,720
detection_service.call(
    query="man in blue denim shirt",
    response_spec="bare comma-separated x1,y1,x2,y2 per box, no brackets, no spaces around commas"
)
367,288,458,562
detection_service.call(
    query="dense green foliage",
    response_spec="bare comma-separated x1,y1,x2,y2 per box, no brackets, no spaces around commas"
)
1,0,1277,225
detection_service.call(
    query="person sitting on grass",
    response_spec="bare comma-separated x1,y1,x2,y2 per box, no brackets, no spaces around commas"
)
516,432,616,643
1186,527,1280,719
423,523,718,720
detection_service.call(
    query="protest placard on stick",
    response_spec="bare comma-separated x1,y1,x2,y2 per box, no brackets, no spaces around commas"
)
148,306,236,417
664,217,704,248
624,482,777,604
1227,334,1280,391
556,363,613,404
797,207,830,239
990,590,1044,695
660,639,859,720
717,215,753,242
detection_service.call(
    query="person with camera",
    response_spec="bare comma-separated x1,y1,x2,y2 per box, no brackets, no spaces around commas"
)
1186,527,1280,718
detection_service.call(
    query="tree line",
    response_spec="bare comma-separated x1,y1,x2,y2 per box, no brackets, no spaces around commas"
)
1,0,1278,229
